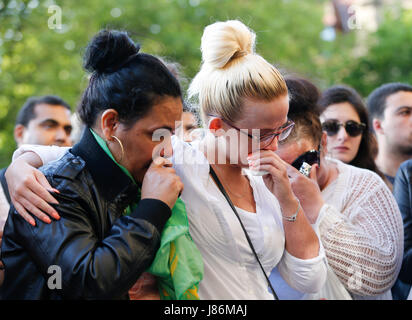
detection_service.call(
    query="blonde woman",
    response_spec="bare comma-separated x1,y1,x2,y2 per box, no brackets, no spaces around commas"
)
4,20,327,299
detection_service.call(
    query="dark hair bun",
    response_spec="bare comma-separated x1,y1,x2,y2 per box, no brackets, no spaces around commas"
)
285,76,321,116
83,29,140,73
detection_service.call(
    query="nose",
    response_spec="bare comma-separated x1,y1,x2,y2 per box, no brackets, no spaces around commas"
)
159,137,174,158
55,127,70,146
183,131,193,143
263,135,279,152
336,125,348,141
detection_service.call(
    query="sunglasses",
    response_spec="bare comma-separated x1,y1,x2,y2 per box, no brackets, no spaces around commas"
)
322,120,366,137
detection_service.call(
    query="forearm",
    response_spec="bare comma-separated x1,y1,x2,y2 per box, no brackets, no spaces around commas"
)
277,194,328,294
280,196,320,260
63,199,169,299
17,198,170,299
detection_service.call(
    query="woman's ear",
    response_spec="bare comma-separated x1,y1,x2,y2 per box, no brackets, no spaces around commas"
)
208,117,225,137
100,109,120,140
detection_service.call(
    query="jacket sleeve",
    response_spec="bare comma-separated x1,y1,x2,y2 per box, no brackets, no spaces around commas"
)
12,184,171,299
393,161,412,284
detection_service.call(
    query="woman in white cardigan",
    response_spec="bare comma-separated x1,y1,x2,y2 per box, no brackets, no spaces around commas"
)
2,21,327,299
268,77,404,300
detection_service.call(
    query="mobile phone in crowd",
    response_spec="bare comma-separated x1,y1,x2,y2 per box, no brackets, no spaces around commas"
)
291,150,320,177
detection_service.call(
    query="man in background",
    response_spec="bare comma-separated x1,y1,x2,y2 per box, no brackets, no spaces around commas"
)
367,82,412,187
0,95,72,286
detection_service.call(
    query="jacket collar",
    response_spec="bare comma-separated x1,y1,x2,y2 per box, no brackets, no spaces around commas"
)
71,127,140,203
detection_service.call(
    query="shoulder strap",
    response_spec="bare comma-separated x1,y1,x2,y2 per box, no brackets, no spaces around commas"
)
209,165,279,300
0,167,11,205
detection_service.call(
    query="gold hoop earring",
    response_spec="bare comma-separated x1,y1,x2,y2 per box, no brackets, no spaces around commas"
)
111,135,125,163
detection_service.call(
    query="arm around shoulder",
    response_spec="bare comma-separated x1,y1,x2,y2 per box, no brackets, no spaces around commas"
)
12,144,69,166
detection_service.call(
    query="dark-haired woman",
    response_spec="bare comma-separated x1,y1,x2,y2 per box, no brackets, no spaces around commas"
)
269,77,403,300
0,30,185,299
318,85,388,184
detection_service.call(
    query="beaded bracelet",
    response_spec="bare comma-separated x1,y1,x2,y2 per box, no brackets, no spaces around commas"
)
282,198,300,222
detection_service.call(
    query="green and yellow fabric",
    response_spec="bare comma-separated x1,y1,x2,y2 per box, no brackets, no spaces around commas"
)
147,198,203,299
91,129,203,300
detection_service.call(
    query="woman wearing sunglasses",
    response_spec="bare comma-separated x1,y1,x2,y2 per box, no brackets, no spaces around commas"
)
3,20,327,299
318,85,387,183
270,77,403,300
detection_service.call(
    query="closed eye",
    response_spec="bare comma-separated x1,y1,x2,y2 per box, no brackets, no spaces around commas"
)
40,119,59,129
399,109,411,116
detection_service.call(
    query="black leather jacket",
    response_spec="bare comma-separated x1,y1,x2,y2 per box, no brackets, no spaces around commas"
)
0,128,171,299
393,159,412,284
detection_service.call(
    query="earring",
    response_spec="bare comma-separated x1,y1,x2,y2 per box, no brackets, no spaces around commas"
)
111,135,125,163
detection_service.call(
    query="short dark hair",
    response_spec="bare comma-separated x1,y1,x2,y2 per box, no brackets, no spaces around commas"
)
366,82,412,120
16,95,71,127
283,76,323,147
78,29,182,128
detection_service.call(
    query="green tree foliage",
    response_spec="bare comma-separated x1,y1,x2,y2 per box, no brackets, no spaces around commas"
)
343,9,412,97
0,0,410,167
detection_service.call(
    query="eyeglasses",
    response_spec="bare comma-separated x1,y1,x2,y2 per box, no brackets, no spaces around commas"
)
322,119,366,137
219,118,295,148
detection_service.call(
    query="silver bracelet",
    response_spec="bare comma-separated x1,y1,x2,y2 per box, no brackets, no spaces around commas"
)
282,198,300,222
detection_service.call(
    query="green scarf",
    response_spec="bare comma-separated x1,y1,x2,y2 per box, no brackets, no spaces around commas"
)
90,129,203,299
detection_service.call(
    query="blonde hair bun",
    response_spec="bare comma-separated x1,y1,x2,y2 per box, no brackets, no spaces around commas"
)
201,20,255,69
189,19,287,125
